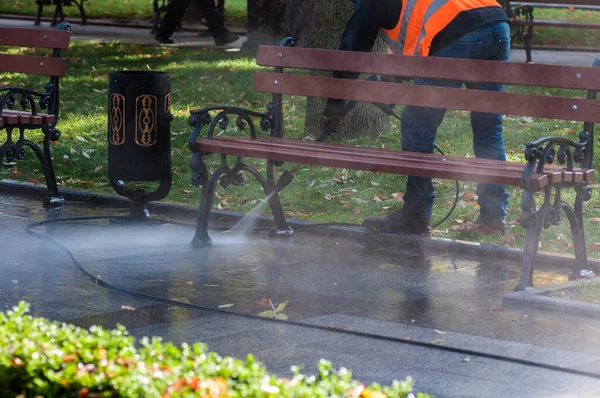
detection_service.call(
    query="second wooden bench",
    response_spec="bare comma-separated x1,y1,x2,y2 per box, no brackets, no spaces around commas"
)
187,43,598,291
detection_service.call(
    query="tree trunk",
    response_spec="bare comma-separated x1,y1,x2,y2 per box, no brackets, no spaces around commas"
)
283,0,314,48
284,0,388,139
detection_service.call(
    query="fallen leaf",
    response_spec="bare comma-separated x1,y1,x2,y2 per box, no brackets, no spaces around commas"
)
11,280,18,283
392,192,404,202
434,329,451,335
462,191,478,201
489,306,503,312
258,310,276,318
276,301,288,312
461,356,471,363
218,304,234,308
589,218,600,222
257,298,271,307
277,313,289,320
502,234,516,244
430,339,444,345
352,208,361,214
180,189,193,194
121,305,136,311
75,135,88,142
94,166,103,172
586,243,600,251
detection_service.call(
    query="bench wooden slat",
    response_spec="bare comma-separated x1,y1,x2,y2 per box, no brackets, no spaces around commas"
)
0,27,71,49
1,110,55,125
195,136,549,189
257,46,600,91
512,19,600,30
217,134,570,182
0,54,67,77
254,72,600,123
198,135,594,184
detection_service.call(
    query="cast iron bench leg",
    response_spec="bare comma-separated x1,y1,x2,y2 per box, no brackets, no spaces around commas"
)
571,185,595,277
517,183,593,291
191,155,219,248
41,125,64,206
266,161,293,236
516,192,545,291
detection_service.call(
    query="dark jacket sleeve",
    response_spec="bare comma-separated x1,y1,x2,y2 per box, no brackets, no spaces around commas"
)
323,0,381,117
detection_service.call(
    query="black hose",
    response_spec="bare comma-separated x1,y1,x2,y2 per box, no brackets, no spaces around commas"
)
24,216,600,381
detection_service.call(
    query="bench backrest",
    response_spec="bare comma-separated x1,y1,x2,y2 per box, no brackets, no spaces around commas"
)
255,45,599,168
0,26,71,77
0,24,71,120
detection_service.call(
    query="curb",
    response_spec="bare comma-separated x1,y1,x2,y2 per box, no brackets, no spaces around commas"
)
2,178,598,270
503,279,600,319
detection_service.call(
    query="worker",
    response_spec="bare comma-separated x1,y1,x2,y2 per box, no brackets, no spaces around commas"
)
321,0,511,235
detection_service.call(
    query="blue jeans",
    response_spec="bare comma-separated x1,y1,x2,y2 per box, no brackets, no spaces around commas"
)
400,21,511,222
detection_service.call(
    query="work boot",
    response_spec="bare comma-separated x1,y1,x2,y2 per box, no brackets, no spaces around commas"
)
473,214,508,233
213,31,239,46
362,210,431,235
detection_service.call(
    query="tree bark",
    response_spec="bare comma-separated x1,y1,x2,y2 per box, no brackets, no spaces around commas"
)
283,0,314,48
284,0,388,139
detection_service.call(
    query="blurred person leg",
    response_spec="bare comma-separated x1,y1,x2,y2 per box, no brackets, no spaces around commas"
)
194,0,239,45
156,0,191,44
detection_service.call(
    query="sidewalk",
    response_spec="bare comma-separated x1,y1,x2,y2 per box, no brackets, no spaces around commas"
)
0,16,246,49
1,16,599,66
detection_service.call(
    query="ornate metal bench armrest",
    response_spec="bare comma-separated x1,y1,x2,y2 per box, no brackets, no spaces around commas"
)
187,103,276,153
522,131,591,188
0,84,56,117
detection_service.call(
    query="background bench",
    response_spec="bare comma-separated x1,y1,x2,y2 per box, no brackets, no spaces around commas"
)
0,23,72,206
34,0,87,27
187,42,598,292
503,0,600,62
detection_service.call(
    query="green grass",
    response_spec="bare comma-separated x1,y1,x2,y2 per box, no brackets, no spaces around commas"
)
2,42,600,262
550,280,600,304
0,0,247,25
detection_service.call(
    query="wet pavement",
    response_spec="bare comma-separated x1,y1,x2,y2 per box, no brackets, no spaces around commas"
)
3,192,600,397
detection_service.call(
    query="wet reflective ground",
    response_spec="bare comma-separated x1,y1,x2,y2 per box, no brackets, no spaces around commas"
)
3,193,600,397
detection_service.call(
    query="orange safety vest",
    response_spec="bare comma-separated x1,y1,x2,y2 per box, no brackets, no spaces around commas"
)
379,0,502,56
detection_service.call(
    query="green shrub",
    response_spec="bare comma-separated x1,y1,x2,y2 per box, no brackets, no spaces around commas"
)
0,302,429,398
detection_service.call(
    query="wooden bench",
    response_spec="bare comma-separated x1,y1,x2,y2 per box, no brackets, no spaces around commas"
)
0,23,72,206
502,0,600,63
187,42,598,291
35,0,87,27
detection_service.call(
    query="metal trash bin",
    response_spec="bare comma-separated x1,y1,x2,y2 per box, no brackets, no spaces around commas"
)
108,71,173,218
